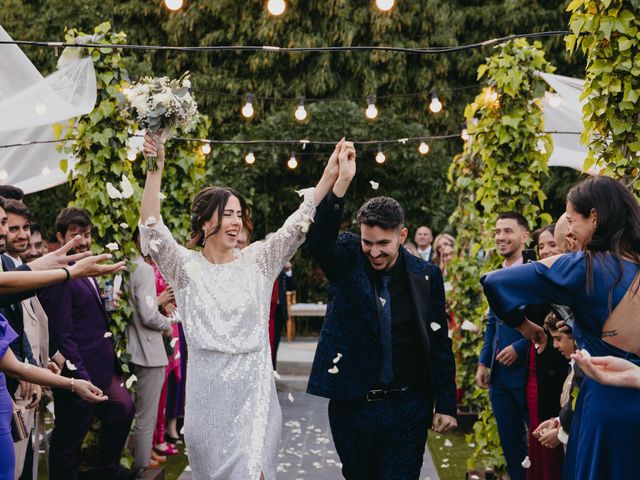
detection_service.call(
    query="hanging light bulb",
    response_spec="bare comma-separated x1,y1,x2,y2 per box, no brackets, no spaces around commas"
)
294,97,307,121
245,149,256,165
375,0,395,11
165,0,184,10
429,89,443,113
267,0,286,16
375,144,386,164
287,152,298,169
418,142,430,155
201,143,212,154
365,95,378,120
241,94,255,118
127,150,137,161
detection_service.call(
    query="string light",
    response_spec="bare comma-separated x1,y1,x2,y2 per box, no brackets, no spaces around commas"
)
267,0,286,16
287,152,298,169
294,97,307,121
418,141,430,155
164,0,184,11
201,143,212,154
241,94,255,118
375,144,386,164
429,89,443,113
376,0,395,12
365,95,378,120
245,148,256,164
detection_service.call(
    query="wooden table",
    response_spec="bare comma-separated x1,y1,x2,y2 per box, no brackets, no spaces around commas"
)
286,292,327,341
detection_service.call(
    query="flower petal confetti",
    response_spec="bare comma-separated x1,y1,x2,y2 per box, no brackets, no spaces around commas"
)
521,456,531,469
125,374,138,389
120,175,134,199
580,348,591,359
158,192,167,200
66,360,77,371
145,295,156,309
105,242,119,251
144,216,157,227
430,322,442,332
175,352,181,360
170,337,179,349
113,274,123,296
461,320,478,332
328,366,339,374
288,393,294,402
379,297,387,307
149,239,161,253
183,260,204,281
369,180,379,190
332,353,343,364
119,222,129,229
273,370,281,380
106,182,122,199
104,332,112,338
444,439,453,447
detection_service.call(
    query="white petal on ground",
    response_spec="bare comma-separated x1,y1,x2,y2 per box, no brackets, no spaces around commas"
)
461,320,478,332
170,337,179,349
66,360,77,371
430,322,442,331
328,366,339,374
183,260,204,281
370,181,379,190
145,296,156,309
106,182,122,199
521,456,531,468
113,274,122,295
120,175,134,199
105,242,119,251
332,353,343,364
149,239,161,253
288,393,294,402
125,375,137,389
444,439,453,447
157,192,167,200
104,332,112,338
144,216,157,227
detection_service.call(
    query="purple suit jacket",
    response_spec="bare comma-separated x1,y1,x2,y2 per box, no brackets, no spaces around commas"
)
38,277,115,390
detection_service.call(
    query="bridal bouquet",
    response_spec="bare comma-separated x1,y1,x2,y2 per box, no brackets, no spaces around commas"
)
123,72,199,171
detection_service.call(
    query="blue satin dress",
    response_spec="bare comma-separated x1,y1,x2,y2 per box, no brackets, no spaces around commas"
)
0,313,18,480
482,252,640,480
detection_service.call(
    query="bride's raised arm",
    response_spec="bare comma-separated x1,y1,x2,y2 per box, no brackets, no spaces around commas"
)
140,131,164,227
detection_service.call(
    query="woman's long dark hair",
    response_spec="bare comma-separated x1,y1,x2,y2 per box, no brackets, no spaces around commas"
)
567,176,640,306
188,186,253,248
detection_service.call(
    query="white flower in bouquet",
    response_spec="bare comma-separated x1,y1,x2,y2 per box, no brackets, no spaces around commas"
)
123,72,199,171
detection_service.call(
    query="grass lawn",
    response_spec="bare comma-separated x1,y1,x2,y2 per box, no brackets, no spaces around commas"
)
427,431,474,480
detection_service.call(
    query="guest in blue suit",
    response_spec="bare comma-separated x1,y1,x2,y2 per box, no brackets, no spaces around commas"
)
476,211,531,480
305,145,457,480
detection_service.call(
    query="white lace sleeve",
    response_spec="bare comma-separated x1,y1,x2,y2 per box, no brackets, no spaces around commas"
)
250,187,317,281
138,216,191,289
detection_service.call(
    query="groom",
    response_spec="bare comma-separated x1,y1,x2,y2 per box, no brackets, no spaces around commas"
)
306,144,457,479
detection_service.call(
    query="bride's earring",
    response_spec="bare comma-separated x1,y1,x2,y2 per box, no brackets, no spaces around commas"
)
202,227,208,246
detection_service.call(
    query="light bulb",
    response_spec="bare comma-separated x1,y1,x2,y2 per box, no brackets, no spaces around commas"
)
201,143,212,154
418,142,429,155
365,95,378,119
376,0,395,11
429,98,442,113
287,152,298,169
241,94,255,118
165,0,183,10
267,0,286,16
294,97,307,121
41,167,51,175
245,149,256,164
461,129,470,141
375,144,386,164
127,150,137,161
549,93,562,107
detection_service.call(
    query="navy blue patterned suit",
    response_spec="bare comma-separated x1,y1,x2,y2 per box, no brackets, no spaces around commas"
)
305,192,456,479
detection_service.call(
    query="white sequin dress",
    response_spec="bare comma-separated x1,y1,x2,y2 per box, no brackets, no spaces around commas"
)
139,189,316,480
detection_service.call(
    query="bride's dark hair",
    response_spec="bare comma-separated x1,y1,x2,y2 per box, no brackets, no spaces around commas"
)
188,186,252,248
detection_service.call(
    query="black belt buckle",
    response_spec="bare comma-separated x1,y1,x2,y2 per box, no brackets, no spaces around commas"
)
366,389,385,402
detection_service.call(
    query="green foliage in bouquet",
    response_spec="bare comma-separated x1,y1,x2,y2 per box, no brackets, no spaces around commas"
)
566,0,640,188
447,39,554,473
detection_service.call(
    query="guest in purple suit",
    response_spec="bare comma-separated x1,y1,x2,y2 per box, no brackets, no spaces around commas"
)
38,208,135,480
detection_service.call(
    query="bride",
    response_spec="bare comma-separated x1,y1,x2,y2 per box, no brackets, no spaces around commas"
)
139,132,355,479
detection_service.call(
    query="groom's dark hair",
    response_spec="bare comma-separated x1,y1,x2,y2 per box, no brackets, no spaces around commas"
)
356,196,405,230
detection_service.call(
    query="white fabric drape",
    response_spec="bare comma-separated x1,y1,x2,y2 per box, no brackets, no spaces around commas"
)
0,24,96,194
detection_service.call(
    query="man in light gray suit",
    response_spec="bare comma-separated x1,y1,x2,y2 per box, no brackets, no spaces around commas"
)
126,228,173,470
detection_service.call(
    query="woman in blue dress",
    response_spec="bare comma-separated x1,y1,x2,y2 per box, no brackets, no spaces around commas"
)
0,250,124,480
482,176,640,480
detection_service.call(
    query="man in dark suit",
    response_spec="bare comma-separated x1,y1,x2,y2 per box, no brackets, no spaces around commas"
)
476,211,531,480
305,146,457,480
38,207,134,480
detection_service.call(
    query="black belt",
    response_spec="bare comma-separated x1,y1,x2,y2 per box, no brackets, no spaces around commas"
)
365,386,417,402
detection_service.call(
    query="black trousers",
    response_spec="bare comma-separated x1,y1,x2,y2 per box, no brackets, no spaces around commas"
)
328,391,432,480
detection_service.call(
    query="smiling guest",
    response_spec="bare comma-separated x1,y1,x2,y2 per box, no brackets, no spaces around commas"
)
305,161,457,479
